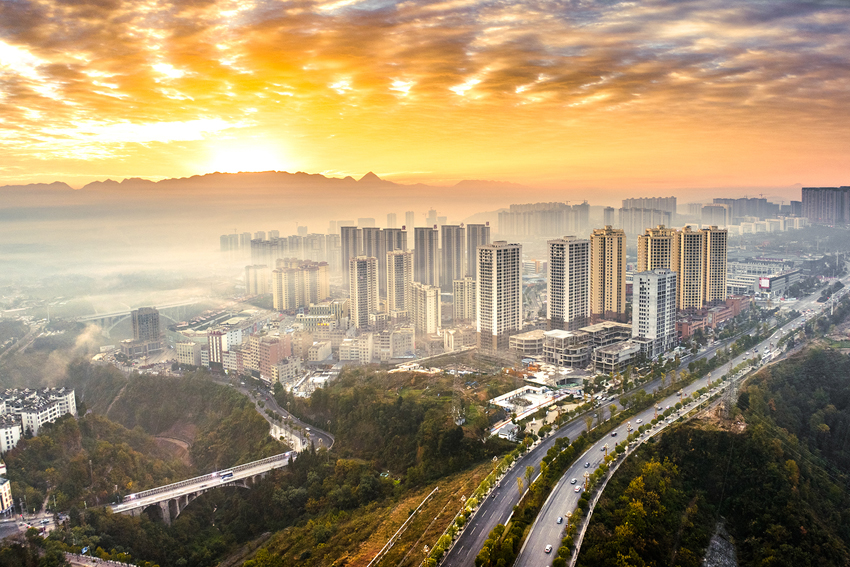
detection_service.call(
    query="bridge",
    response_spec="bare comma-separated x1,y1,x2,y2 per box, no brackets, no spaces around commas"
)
109,451,295,524
76,300,201,337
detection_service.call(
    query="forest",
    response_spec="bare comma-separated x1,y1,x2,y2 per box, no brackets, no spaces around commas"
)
577,347,850,567
0,364,516,567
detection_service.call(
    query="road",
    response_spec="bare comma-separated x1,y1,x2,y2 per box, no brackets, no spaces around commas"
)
212,378,335,449
514,283,848,566
444,280,847,567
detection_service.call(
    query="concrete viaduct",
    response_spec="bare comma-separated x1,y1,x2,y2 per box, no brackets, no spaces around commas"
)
109,452,295,525
76,300,200,337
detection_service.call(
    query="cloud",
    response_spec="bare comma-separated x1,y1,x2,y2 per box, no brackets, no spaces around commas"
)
0,0,848,186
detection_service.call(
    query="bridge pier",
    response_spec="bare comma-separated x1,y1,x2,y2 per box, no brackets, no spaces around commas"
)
159,501,172,526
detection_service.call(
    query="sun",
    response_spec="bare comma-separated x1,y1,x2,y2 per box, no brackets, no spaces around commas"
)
205,141,290,174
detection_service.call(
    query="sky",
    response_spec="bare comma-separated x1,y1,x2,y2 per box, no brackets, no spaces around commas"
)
1,0,849,191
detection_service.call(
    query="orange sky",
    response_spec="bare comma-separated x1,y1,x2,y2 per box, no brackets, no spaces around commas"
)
1,0,849,193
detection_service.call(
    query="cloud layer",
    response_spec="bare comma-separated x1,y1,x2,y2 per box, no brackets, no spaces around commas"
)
1,0,849,188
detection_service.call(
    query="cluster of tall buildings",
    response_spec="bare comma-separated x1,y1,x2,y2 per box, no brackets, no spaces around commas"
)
497,202,589,237
802,186,850,225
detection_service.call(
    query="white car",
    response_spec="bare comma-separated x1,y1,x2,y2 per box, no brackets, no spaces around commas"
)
570,478,577,484
545,545,553,554
636,419,643,424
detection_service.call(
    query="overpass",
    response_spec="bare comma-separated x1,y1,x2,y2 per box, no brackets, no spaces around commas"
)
109,451,295,525
76,300,201,337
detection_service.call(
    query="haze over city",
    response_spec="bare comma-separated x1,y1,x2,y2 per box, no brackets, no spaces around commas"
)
3,2,850,567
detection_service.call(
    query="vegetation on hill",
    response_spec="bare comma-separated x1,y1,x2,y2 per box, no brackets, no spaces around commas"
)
5,413,192,513
577,347,850,567
72,365,286,472
276,367,514,484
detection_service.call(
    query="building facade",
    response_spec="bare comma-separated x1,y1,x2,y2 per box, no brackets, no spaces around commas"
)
453,277,477,322
414,227,439,286
440,225,465,292
477,241,523,353
590,226,627,322
547,236,590,331
632,269,678,360
349,256,379,329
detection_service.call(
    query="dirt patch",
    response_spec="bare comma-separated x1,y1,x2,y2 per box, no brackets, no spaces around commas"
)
154,437,192,467
153,421,198,467
697,404,747,433
156,421,198,445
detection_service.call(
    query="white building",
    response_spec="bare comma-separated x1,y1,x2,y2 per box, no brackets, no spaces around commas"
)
0,416,21,453
453,277,476,322
1,387,76,439
477,241,522,353
411,282,441,335
547,236,590,331
350,256,379,329
307,341,333,362
632,269,678,360
387,250,413,313
176,341,202,366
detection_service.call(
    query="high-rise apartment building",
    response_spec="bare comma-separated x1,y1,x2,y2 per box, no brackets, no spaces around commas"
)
361,227,382,260
414,227,439,286
405,211,415,229
618,208,672,237
465,224,491,278
701,205,730,227
477,241,523,353
379,228,408,298
245,264,270,295
453,277,476,322
132,307,160,342
340,226,361,291
411,282,441,335
271,260,330,311
622,197,677,215
702,226,728,306
387,251,413,313
349,256,379,329
387,213,397,228
632,269,677,360
636,225,676,272
672,225,704,310
603,207,615,226
440,225,465,292
802,187,850,225
590,226,627,323
547,236,591,331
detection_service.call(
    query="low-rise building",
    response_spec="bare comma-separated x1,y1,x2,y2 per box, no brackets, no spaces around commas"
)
593,340,641,374
543,329,592,368
272,357,303,384
0,477,11,514
509,329,546,356
176,341,202,366
0,416,22,453
307,341,332,362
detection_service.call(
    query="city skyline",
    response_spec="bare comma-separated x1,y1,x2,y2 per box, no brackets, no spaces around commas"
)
1,1,849,194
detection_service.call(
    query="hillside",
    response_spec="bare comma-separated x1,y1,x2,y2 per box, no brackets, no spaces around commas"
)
577,347,850,567
4,413,192,513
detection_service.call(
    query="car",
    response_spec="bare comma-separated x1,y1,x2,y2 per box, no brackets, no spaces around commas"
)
611,431,617,437
570,478,577,484
545,544,553,554
636,419,643,424
557,516,563,524
492,492,496,498
574,486,582,493
584,462,590,468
